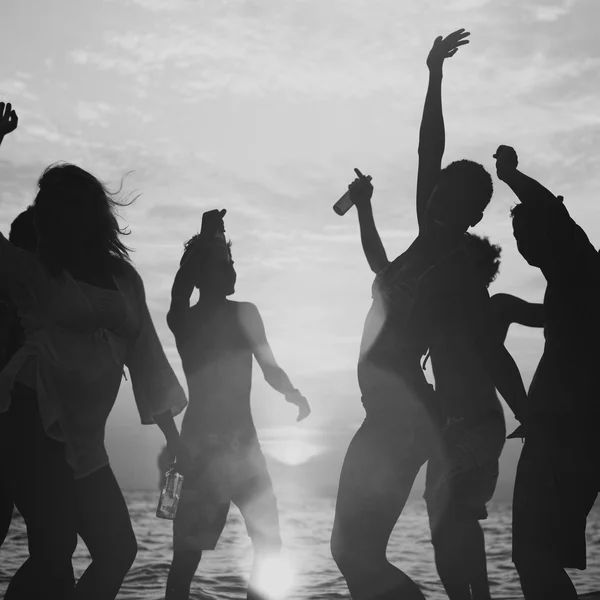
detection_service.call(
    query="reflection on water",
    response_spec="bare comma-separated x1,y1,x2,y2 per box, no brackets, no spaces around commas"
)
1,492,599,599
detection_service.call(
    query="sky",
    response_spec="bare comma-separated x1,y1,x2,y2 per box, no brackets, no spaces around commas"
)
1,0,599,499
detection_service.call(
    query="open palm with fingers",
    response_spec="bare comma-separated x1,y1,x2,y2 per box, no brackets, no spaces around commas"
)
427,28,470,71
0,102,18,145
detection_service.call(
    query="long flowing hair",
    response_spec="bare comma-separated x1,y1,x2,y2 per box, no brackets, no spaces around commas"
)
33,163,137,276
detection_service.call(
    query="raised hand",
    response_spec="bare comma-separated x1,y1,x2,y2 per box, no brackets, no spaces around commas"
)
493,145,519,181
285,389,311,422
0,102,19,145
427,29,470,71
348,167,374,210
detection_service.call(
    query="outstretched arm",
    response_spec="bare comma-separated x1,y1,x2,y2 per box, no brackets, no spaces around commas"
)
0,102,18,147
348,169,389,274
490,293,544,344
494,145,560,208
240,303,310,422
416,29,470,230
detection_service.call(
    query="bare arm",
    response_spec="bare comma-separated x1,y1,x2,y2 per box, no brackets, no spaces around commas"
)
240,303,310,421
0,102,18,147
416,30,470,230
166,261,196,334
494,145,560,208
481,343,528,423
459,274,529,422
490,293,544,344
348,169,389,274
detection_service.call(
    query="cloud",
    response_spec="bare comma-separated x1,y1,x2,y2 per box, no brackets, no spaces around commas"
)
527,0,577,22
74,101,112,127
0,75,39,102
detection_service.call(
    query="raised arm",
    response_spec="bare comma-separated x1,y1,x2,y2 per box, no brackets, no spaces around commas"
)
240,302,310,422
416,29,470,230
494,145,560,208
348,169,389,274
167,209,227,333
166,258,196,334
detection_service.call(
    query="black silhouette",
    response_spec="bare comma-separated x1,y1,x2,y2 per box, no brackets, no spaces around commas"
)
0,103,188,600
495,145,600,600
164,209,310,600
0,207,38,548
424,234,543,600
331,30,528,600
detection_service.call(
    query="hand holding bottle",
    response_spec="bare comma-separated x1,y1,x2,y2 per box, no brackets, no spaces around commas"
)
333,168,373,216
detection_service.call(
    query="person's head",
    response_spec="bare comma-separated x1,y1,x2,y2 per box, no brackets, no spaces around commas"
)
180,233,236,297
510,202,558,268
9,205,37,252
32,163,133,275
463,233,502,288
426,160,494,233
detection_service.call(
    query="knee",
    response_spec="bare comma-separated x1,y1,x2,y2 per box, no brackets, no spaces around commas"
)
115,534,138,571
96,530,138,573
330,531,359,575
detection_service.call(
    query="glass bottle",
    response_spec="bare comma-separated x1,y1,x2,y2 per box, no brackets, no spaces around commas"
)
333,175,372,215
156,467,184,520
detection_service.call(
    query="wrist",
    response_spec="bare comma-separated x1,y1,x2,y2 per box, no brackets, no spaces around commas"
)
355,200,372,213
428,66,443,78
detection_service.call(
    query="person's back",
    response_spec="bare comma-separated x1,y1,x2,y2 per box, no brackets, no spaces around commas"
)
176,299,255,439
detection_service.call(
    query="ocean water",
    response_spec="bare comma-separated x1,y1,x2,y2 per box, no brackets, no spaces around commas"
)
1,491,599,600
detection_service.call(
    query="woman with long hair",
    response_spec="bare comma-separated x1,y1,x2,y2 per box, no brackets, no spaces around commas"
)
0,102,188,600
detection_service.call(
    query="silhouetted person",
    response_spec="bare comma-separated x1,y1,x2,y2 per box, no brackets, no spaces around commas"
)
0,207,38,547
424,234,544,600
331,30,528,600
0,102,188,600
495,145,600,600
165,209,310,600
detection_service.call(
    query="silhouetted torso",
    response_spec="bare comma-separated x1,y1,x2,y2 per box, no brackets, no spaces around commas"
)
427,253,502,420
529,204,600,415
430,321,501,421
358,238,441,411
174,300,256,441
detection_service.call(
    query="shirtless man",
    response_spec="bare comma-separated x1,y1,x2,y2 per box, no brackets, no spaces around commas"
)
424,233,543,600
164,209,310,600
331,30,528,600
495,145,600,600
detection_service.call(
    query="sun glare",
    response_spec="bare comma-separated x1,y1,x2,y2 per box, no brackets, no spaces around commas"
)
267,440,323,466
251,555,296,600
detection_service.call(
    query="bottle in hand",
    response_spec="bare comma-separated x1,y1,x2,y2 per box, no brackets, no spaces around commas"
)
333,173,373,216
156,467,184,520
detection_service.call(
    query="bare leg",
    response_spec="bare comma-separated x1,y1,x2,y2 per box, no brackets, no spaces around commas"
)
74,466,138,600
331,412,432,600
431,512,490,600
166,550,203,600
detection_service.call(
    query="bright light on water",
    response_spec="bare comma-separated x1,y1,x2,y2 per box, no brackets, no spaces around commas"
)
251,555,296,599
263,439,323,466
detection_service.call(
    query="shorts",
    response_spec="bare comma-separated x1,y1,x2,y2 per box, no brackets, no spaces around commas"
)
424,411,505,524
331,405,437,557
173,439,281,552
512,414,600,570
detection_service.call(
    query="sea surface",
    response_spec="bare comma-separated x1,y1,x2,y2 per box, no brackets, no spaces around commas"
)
1,491,599,599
